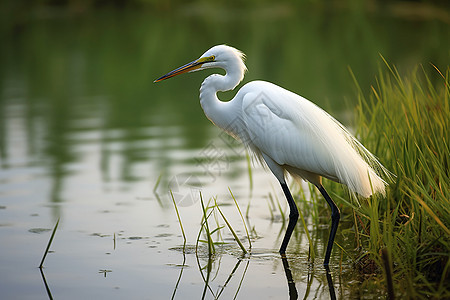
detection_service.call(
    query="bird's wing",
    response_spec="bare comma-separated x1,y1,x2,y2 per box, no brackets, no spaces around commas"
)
238,81,389,198
239,81,339,182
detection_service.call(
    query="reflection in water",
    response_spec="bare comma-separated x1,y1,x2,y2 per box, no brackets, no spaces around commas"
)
281,255,298,299
215,258,248,299
281,255,336,300
171,249,250,299
171,251,186,300
198,255,250,299
40,243,337,300
170,249,339,299
39,268,54,300
325,266,337,300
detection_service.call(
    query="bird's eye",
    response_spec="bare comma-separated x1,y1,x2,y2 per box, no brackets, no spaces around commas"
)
209,55,215,61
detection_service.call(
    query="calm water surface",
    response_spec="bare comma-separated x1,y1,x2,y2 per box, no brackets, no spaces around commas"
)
0,5,448,299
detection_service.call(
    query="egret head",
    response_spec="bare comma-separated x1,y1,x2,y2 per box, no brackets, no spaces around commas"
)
154,45,246,83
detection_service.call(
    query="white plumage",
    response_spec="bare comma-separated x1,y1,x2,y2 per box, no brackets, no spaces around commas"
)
155,44,390,265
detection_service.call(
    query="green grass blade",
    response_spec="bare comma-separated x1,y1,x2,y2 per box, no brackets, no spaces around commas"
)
170,190,186,251
200,193,214,256
297,203,315,260
229,188,252,250
215,201,247,254
39,218,60,269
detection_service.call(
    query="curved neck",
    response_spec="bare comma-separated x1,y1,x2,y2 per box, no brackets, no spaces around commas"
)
199,65,244,132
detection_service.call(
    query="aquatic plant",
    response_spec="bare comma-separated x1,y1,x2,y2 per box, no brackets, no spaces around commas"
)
345,62,449,298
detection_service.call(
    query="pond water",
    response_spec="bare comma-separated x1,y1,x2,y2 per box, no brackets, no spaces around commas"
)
0,4,448,299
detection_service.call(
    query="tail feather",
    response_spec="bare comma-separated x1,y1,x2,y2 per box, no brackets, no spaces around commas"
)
333,116,392,198
308,103,392,198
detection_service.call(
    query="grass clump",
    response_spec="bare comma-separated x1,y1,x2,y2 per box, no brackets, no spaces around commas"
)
346,62,449,298
195,193,250,257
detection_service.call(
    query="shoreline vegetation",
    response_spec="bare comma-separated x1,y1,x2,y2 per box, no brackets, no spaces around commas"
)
348,62,449,298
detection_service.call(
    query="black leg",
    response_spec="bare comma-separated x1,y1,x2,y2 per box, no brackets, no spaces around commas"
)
279,182,299,254
315,184,340,266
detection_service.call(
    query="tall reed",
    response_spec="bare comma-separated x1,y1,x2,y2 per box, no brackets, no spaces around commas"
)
346,62,449,298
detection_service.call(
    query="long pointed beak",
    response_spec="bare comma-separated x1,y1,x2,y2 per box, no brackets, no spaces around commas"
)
154,59,205,83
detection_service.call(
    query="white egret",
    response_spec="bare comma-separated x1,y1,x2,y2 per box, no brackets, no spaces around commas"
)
154,45,389,265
